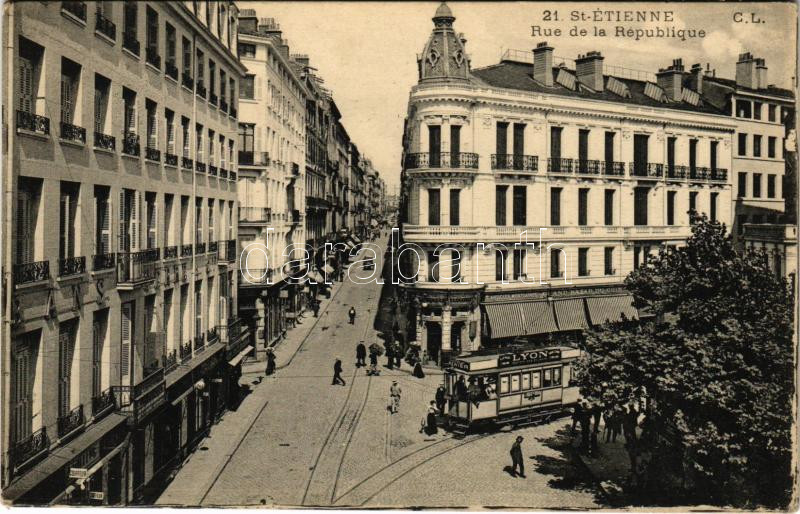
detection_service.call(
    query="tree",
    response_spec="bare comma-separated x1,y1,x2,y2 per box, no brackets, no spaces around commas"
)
575,215,794,507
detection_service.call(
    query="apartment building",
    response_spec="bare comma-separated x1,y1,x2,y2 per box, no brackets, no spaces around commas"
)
396,3,735,366
235,13,307,358
3,1,250,504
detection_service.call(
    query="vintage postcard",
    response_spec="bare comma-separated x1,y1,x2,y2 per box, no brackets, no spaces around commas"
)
1,0,797,510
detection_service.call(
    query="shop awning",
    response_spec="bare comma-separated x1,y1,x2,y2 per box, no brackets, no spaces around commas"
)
519,301,559,335
228,346,253,367
553,298,590,331
586,295,639,326
4,413,128,502
165,342,225,389
485,301,558,339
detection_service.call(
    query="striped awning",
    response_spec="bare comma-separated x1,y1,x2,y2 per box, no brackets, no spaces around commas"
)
485,301,558,339
586,295,639,326
520,301,559,335
554,298,590,331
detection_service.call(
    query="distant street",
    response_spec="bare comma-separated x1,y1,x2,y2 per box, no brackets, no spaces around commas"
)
157,239,604,508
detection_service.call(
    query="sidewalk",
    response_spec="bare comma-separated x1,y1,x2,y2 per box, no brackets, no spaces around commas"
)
572,435,630,502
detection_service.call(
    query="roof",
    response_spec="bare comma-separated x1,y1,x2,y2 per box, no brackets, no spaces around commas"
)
470,61,729,115
704,76,795,100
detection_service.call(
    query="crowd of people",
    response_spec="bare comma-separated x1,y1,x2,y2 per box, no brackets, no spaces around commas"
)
571,399,642,457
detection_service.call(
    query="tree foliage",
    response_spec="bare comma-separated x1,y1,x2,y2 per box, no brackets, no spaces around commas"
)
575,215,794,507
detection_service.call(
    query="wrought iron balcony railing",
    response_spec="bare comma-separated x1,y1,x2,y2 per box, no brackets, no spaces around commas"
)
547,157,574,173
229,170,237,181
165,60,178,81
196,84,207,99
162,349,178,373
62,1,87,22
195,161,206,173
57,404,84,438
113,368,165,424
94,131,115,150
630,161,663,178
208,165,218,176
194,334,205,353
491,154,538,172
208,241,218,253
95,10,115,39
196,242,206,254
145,146,161,162
666,164,688,180
220,99,228,112
163,245,178,259
230,106,237,118
182,156,193,169
217,317,243,345
59,122,86,144
91,388,115,418
182,72,194,89
165,153,178,166
179,341,192,363
709,168,728,182
181,244,193,257
14,260,50,284
59,256,86,276
209,93,218,106
207,327,219,344
9,427,49,475
239,207,272,223
601,161,626,176
404,152,479,170
117,249,158,284
122,133,140,156
92,252,115,271
16,110,50,135
122,31,140,56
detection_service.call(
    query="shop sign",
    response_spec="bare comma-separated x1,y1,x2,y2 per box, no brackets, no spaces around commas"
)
89,492,104,501
69,468,90,479
451,359,471,371
498,348,561,368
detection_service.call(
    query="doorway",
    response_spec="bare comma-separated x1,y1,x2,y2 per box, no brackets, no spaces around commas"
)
426,322,441,365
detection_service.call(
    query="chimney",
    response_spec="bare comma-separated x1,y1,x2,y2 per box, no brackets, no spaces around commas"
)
756,58,768,89
690,63,703,94
656,58,684,101
532,41,554,87
736,52,757,88
575,51,604,91
292,54,310,67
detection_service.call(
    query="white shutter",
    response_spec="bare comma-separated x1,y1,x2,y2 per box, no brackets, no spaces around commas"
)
94,88,103,133
16,190,33,264
58,325,73,416
148,197,157,249
12,342,32,442
101,196,112,254
61,75,72,124
126,99,137,134
148,108,157,148
92,320,103,397
121,303,132,380
131,191,140,251
118,190,127,252
60,193,71,259
19,58,33,113
167,115,175,154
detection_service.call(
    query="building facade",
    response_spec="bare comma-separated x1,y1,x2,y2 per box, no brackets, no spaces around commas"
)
396,3,736,367
3,0,250,504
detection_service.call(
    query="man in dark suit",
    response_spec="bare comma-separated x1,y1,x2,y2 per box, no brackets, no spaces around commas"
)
510,436,525,478
332,358,345,386
356,341,367,367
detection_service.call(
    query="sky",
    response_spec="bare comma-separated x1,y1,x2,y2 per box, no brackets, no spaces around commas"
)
244,1,797,191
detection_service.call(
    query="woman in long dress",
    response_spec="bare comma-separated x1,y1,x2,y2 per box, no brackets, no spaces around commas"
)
425,401,438,435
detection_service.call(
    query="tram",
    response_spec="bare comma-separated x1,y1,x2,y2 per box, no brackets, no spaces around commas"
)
443,345,581,434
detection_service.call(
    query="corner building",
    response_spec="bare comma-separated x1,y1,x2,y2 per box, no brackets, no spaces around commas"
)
397,3,735,366
3,1,250,504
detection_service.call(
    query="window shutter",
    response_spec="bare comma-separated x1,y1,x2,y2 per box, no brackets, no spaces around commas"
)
148,109,157,148
167,117,175,154
121,303,131,380
219,296,227,325
16,190,32,264
131,191,140,251
118,190,127,252
60,193,71,259
61,75,72,124
126,100,137,134
58,325,73,417
12,343,32,442
94,88,103,133
92,320,103,397
19,58,33,113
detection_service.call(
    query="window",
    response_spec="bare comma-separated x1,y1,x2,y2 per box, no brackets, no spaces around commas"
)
427,251,439,282
633,187,648,226
634,246,641,270
495,186,507,225
182,37,192,76
667,191,676,226
710,141,718,170
238,123,254,153
145,192,157,249
195,123,204,162
60,182,79,260
578,129,589,172
689,191,698,217
451,125,462,162
550,248,562,278
578,188,588,226
123,88,137,136
58,319,77,419
208,199,214,243
512,123,525,157
165,25,176,70
768,137,776,158
451,250,461,282
738,133,747,156
196,49,205,89
209,60,216,97
119,189,139,252
181,116,190,157
667,136,676,174
164,194,174,246
767,174,776,198
768,104,777,122
123,1,138,40
449,189,460,226
241,74,255,99
604,247,614,275
550,126,562,158
736,99,752,118
753,101,762,120
512,186,526,225
427,189,440,226
495,249,508,281
208,129,214,164
195,281,203,342
753,135,762,157
195,198,203,243
180,196,190,244
689,139,697,173
229,78,236,109
60,58,81,126
604,131,615,165
753,173,762,198
578,248,589,277
737,214,748,235
513,248,525,280
738,172,747,197
94,74,111,135
710,192,718,222
16,178,41,265
633,134,649,175
145,99,157,149
220,70,226,103
496,122,508,155
12,331,38,444
165,109,175,155
550,187,561,226
146,7,159,65
238,43,256,58
604,189,614,225
94,186,112,255
428,125,441,166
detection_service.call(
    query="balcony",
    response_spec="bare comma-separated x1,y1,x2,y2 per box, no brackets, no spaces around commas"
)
145,47,161,69
238,150,269,166
194,334,206,353
91,388,116,419
62,1,87,22
165,60,178,81
16,110,50,136
230,106,237,118
122,133,140,157
196,84,207,99
207,327,219,344
218,318,243,345
547,157,574,174
9,427,49,475
666,164,688,180
122,31,140,56
60,121,86,144
402,224,691,243
290,209,302,224
92,252,115,271
743,223,797,242
14,260,50,285
95,9,115,39
182,156,193,169
162,349,178,373
208,241,218,253
491,154,538,172
209,93,218,106
165,153,178,166
57,404,84,438
179,341,193,364
181,244,193,257
709,168,728,183
220,168,229,179
239,207,272,224
220,99,228,112
196,242,206,254
145,146,161,162
113,368,165,424
163,245,178,259
58,256,86,277
404,152,479,170
182,72,194,89
208,165,218,176
94,131,115,151
195,161,206,173
218,239,236,263
229,170,237,181
117,249,158,287
630,162,663,178
291,162,300,176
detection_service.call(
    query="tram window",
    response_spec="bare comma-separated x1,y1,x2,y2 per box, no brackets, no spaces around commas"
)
510,374,520,392
552,367,562,386
499,375,509,394
531,371,541,389
543,369,553,388
484,376,497,399
521,372,530,390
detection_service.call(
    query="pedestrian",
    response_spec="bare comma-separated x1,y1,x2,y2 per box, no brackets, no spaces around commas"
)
425,401,438,435
413,359,425,378
571,400,584,435
510,436,525,478
389,381,402,413
265,347,276,376
455,376,467,402
393,342,402,368
356,341,367,367
348,306,356,324
386,345,394,370
579,405,591,451
603,407,614,442
368,350,379,376
435,384,446,413
332,358,346,386
312,300,320,318
623,404,638,444
611,405,623,443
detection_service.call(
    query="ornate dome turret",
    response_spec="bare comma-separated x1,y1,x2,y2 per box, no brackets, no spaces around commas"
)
417,2,470,83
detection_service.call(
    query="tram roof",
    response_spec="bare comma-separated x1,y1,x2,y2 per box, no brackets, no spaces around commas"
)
448,346,580,373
